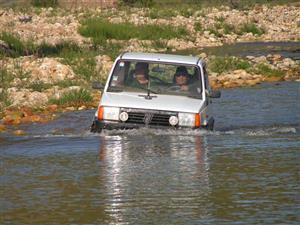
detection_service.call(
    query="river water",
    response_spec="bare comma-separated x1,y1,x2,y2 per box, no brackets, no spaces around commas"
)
1,81,300,224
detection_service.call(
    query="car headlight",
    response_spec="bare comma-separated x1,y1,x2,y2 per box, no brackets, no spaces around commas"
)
178,112,201,127
98,106,120,121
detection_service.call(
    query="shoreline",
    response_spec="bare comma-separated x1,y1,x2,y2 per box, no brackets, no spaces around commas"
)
1,4,300,132
1,80,299,135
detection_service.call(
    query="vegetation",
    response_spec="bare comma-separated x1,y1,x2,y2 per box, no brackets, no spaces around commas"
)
120,0,154,7
194,22,203,32
252,63,285,77
0,67,13,114
27,81,52,92
31,0,58,7
79,18,188,45
0,67,14,89
238,23,265,36
209,56,251,74
48,89,93,106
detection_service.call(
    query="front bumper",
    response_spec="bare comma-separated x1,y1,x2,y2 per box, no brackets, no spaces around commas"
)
90,119,213,133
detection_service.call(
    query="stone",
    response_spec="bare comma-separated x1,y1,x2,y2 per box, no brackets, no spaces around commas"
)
47,104,58,112
78,105,86,110
7,88,48,107
30,58,75,84
246,79,261,86
0,124,6,132
66,106,75,111
13,130,25,136
264,76,283,82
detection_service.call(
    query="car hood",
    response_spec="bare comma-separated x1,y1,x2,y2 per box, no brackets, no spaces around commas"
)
100,92,204,113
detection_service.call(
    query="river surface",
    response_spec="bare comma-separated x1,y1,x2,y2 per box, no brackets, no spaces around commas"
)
1,81,300,224
179,42,300,60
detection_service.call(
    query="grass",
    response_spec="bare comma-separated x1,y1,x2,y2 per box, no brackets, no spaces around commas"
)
209,56,252,74
194,22,203,32
0,68,13,114
147,8,177,19
0,33,101,82
27,81,52,92
79,18,188,45
238,23,265,36
0,67,14,89
48,88,93,106
0,89,11,115
253,64,285,77
0,32,35,57
31,0,58,7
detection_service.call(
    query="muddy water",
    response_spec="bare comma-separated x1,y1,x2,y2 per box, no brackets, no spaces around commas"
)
1,82,300,224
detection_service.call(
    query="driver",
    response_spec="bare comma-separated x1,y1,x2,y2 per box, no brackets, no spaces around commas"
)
132,62,149,87
173,66,190,91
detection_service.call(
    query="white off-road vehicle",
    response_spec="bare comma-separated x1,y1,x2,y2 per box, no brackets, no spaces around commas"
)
91,52,220,132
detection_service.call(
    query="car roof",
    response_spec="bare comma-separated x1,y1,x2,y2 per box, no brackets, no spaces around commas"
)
120,52,204,66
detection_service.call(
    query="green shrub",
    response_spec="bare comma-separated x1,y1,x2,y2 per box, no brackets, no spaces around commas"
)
0,32,27,57
148,8,177,19
194,22,203,32
0,89,11,113
209,56,251,74
31,0,58,7
238,23,265,36
0,67,14,88
55,80,82,88
49,89,93,106
253,64,285,77
27,81,52,92
36,41,81,57
223,23,235,34
152,39,169,50
79,18,188,45
120,0,154,7
207,28,222,37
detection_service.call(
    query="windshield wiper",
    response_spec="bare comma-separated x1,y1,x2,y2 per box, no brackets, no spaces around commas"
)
107,86,124,92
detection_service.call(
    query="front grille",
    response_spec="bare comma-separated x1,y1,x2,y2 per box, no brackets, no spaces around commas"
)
123,109,176,127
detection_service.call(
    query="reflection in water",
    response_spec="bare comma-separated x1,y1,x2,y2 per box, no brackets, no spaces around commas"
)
98,134,211,224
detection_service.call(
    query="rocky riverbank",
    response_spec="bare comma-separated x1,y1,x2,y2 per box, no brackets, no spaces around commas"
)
1,4,300,131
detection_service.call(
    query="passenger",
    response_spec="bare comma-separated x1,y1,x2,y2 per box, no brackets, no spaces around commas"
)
132,62,149,87
173,66,190,91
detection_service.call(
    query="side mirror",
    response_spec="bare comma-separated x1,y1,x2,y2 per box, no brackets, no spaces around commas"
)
208,90,221,98
92,82,104,90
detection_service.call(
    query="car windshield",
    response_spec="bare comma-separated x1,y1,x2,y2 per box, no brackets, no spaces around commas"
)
107,60,203,98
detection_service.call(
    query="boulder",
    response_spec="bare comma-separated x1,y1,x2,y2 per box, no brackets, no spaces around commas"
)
30,58,75,84
7,88,48,107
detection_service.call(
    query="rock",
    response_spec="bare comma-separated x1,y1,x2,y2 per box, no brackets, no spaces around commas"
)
199,52,207,58
78,105,86,110
244,79,261,86
8,88,48,107
3,112,23,125
30,58,75,84
13,130,25,136
18,15,32,23
66,106,75,111
272,54,282,61
47,104,58,112
0,124,6,132
264,76,284,82
95,55,114,80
